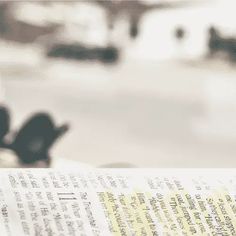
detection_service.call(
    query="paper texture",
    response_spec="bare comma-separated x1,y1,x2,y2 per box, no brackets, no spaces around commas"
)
0,169,236,236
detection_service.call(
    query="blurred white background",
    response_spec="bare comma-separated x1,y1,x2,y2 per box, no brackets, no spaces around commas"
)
1,0,236,167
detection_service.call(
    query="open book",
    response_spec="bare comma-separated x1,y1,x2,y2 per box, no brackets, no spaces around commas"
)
0,169,235,235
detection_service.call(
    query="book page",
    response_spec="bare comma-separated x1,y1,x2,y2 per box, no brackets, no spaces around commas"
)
0,169,236,235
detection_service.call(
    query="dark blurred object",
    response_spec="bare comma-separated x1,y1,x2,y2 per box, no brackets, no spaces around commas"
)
208,26,236,61
208,27,222,54
10,113,69,166
0,108,69,167
0,3,59,44
130,18,139,39
47,43,119,64
0,3,9,33
0,105,10,148
174,27,185,40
